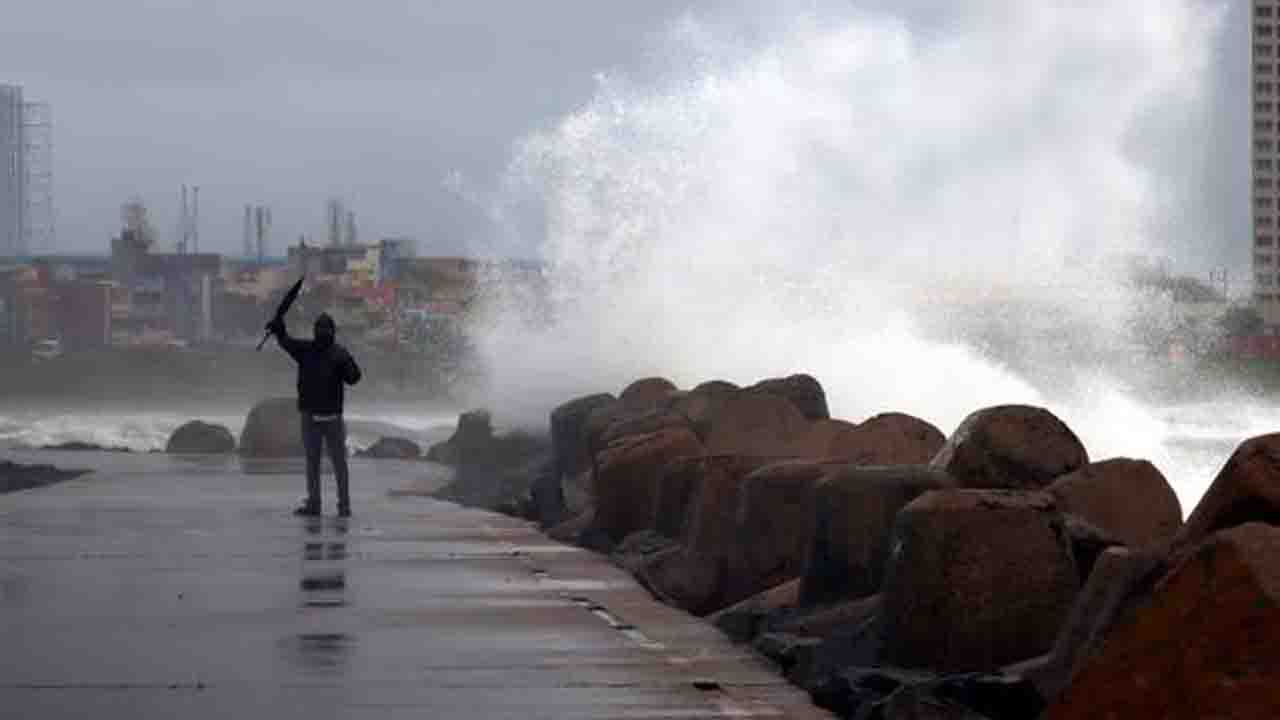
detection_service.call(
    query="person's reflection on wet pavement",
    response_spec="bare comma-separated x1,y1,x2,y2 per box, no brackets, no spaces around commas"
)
286,518,353,673
300,518,348,601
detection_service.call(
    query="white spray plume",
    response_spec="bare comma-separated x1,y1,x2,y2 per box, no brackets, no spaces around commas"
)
468,1,1225,505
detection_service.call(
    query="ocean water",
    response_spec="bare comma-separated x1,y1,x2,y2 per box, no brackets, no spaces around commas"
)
0,408,460,457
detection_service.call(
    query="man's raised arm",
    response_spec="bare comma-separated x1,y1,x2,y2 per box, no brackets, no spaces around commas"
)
267,317,305,362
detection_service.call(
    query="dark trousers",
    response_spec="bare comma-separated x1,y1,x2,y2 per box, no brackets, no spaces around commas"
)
301,413,350,511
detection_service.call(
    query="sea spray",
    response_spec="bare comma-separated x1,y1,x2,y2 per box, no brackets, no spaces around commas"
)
467,1,1227,506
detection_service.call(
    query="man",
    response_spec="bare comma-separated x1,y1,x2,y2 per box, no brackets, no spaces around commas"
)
266,312,362,518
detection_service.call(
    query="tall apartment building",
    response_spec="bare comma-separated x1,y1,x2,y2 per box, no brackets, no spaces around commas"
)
0,84,23,257
0,83,53,258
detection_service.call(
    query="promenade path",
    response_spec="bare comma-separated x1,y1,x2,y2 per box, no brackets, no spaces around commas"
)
0,450,829,719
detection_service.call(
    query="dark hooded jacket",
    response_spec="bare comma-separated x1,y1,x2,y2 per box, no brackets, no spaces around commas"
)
273,315,362,415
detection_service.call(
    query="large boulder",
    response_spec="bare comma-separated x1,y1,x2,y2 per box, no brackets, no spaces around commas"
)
931,404,1088,490
664,381,739,440
652,455,772,541
1048,458,1182,548
530,465,570,528
746,374,830,421
640,453,777,615
725,459,844,604
633,545,725,615
425,409,493,466
703,390,812,456
427,411,553,514
166,420,236,454
881,489,1079,672
432,447,552,514
775,593,882,638
583,402,629,466
1048,523,1280,720
710,578,802,642
807,412,946,465
1170,433,1280,561
550,392,617,480
593,427,704,544
618,377,678,412
800,465,955,606
238,398,302,457
599,409,692,448
1027,545,1167,703
356,436,420,459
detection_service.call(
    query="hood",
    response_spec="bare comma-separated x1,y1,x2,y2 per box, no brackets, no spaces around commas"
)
314,313,336,350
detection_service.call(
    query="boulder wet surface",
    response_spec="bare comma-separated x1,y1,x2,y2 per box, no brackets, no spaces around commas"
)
0,449,829,719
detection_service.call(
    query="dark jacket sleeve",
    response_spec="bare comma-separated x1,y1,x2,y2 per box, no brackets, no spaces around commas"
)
274,320,306,363
341,348,362,386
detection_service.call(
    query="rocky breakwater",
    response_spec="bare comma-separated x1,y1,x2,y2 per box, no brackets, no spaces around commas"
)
426,376,1280,719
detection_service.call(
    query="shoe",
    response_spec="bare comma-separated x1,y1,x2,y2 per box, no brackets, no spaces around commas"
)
293,503,321,517
337,506,351,519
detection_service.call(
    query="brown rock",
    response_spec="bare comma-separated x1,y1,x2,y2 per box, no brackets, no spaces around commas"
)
550,392,617,479
1048,523,1280,720
599,409,691,448
801,419,859,458
593,427,704,543
664,381,739,440
881,489,1079,672
931,405,1088,490
634,546,724,615
652,455,772,541
711,578,802,642
800,465,955,606
704,390,812,456
644,452,785,614
824,412,946,465
619,377,678,412
693,379,740,394
726,460,845,604
547,509,594,544
747,374,830,421
583,402,628,466
425,409,494,465
1171,433,1280,561
238,397,302,457
1028,545,1166,704
1048,458,1182,548
775,594,881,638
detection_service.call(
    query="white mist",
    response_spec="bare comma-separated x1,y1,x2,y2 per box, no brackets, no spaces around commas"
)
471,1,1235,508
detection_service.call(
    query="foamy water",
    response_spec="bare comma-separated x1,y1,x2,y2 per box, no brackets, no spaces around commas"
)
464,1,1246,509
0,409,460,455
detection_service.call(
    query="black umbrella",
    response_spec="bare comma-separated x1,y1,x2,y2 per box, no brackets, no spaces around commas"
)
256,274,305,351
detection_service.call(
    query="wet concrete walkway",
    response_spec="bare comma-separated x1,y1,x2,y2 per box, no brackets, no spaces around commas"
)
0,451,829,719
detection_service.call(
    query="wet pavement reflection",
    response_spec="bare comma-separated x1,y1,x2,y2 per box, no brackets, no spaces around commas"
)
288,518,354,673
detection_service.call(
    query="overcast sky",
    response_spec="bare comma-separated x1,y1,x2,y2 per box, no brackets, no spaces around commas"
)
0,0,1249,276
